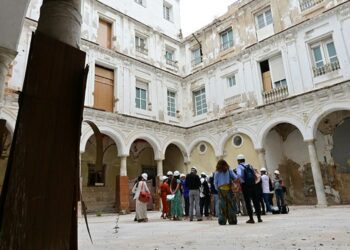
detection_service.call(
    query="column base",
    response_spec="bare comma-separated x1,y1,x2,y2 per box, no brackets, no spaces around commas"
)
116,176,130,214
315,204,328,208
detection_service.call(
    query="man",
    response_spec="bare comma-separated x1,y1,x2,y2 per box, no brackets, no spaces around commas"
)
236,154,262,223
273,170,285,213
199,172,210,218
260,168,272,214
185,167,202,221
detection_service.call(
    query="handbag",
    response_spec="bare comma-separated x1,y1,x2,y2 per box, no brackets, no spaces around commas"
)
138,182,151,203
166,194,175,201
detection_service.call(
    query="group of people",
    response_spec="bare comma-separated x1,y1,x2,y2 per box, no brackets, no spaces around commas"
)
132,154,286,225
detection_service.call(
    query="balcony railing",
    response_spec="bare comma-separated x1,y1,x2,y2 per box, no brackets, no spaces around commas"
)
220,40,234,51
313,60,340,77
166,58,177,67
262,85,289,104
136,45,148,55
300,0,324,11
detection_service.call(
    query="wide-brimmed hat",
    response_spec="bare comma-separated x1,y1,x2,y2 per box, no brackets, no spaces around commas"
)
141,173,148,180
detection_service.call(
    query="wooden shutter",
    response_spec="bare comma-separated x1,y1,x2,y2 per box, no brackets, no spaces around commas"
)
97,19,112,49
262,71,272,92
94,66,114,112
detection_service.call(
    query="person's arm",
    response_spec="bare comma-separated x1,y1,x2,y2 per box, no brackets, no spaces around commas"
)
144,181,150,193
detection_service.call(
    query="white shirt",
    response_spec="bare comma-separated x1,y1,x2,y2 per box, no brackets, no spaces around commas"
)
261,174,270,194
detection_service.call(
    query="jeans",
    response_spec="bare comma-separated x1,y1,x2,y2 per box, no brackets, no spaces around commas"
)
263,193,272,212
275,189,285,211
184,197,189,216
189,190,201,220
213,194,219,217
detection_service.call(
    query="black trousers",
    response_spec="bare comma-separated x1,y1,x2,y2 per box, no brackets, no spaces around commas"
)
241,183,261,219
184,197,189,216
200,196,210,217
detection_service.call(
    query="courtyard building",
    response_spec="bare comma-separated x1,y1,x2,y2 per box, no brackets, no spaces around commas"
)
1,0,350,215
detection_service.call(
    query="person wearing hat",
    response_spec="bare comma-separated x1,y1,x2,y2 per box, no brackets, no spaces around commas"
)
199,173,210,218
260,168,272,214
159,176,170,219
132,173,150,222
170,171,183,220
166,171,174,218
273,170,285,212
236,154,263,223
180,173,190,217
185,166,202,221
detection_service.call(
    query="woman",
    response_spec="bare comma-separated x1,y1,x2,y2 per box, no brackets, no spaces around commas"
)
170,171,183,220
159,176,170,219
214,159,238,225
132,175,143,221
132,173,150,223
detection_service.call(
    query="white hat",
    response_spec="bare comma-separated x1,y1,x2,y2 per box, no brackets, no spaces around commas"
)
167,171,173,176
260,168,267,172
141,173,148,180
274,170,280,175
201,172,207,177
237,154,245,160
161,176,168,181
174,170,180,177
180,174,186,178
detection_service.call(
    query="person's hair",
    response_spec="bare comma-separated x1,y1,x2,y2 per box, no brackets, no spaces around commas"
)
237,159,245,164
171,175,180,190
216,159,229,173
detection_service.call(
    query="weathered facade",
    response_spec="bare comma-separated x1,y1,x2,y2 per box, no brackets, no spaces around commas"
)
1,0,350,213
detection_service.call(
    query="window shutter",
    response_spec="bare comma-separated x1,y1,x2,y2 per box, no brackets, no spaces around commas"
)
269,55,286,84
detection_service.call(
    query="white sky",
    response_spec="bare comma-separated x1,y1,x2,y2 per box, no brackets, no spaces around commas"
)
180,0,236,37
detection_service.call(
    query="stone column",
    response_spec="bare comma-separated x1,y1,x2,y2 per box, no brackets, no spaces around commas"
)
306,140,327,207
0,47,17,101
184,161,191,174
156,159,163,177
37,0,82,48
256,148,267,170
116,155,129,214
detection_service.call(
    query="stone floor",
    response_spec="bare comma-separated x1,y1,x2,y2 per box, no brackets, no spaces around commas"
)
78,206,350,250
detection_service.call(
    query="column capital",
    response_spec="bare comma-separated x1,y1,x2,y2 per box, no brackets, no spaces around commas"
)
304,139,316,144
118,154,129,158
155,158,164,162
255,148,266,153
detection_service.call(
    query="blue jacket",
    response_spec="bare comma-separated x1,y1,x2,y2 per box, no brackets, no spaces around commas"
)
214,169,237,191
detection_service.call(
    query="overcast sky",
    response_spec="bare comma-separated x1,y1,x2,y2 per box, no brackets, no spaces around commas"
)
180,0,236,36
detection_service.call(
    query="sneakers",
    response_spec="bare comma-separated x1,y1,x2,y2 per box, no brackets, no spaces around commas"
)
246,219,255,224
258,218,263,223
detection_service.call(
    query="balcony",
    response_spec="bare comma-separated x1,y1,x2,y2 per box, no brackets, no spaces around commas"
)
136,45,148,55
166,58,177,67
220,40,234,51
262,85,289,104
300,0,324,11
313,60,340,77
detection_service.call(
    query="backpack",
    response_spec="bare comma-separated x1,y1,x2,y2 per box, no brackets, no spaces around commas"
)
242,164,255,186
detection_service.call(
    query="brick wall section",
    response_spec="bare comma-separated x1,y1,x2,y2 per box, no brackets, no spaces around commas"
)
116,176,130,213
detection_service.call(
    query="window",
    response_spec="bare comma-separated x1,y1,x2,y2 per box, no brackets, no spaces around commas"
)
221,29,234,50
94,65,114,112
88,164,106,187
198,143,207,154
135,35,148,54
310,38,340,77
256,8,273,29
232,135,243,148
227,75,236,87
260,54,287,92
299,0,324,11
167,90,176,117
97,18,112,49
191,48,202,67
193,88,207,116
135,83,148,110
165,49,176,66
163,2,173,21
135,0,144,6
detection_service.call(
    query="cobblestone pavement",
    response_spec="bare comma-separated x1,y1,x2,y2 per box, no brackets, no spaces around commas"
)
78,206,350,250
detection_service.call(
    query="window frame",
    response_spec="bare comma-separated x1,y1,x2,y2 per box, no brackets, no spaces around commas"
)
135,34,148,55
191,47,202,67
193,88,207,116
227,74,236,88
255,8,273,30
163,2,173,21
135,80,148,110
220,28,234,51
167,90,177,117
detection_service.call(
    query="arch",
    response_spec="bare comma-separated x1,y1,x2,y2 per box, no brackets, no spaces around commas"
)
80,122,127,156
306,102,350,140
0,109,17,136
218,127,258,156
188,136,220,157
125,132,162,160
256,115,307,149
162,138,189,161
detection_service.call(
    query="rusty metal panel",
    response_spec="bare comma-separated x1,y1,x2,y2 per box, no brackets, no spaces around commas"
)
0,31,86,250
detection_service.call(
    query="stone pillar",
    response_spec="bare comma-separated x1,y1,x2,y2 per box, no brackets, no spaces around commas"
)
0,47,17,101
116,156,129,214
256,148,267,170
37,0,82,48
184,161,191,174
156,159,163,177
306,140,327,207
77,153,82,217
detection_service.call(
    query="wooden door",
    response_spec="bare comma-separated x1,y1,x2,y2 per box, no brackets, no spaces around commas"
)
97,19,112,49
94,66,114,112
262,71,272,92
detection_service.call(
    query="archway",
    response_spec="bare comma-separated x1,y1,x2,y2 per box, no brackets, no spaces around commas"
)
127,139,157,211
81,133,119,213
313,110,350,204
264,123,314,205
164,144,186,175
